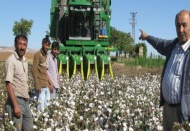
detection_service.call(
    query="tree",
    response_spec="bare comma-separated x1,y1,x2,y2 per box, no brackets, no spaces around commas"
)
13,18,33,37
134,43,147,57
110,26,134,58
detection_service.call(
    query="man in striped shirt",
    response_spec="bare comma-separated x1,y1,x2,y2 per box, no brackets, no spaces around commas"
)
47,42,60,99
139,10,190,130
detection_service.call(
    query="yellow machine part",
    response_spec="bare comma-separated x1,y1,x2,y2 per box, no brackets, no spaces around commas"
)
101,61,104,80
109,61,114,79
66,60,69,77
87,60,90,79
81,60,84,79
59,61,62,75
59,59,114,80
95,59,98,76
73,61,76,75
58,61,70,77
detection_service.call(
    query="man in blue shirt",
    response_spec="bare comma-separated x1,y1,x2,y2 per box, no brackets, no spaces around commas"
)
139,10,190,130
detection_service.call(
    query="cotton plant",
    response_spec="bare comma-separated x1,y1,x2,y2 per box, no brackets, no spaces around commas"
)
1,72,167,130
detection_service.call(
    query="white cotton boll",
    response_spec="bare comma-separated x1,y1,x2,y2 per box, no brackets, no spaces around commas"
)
100,92,104,95
56,101,59,106
100,117,104,121
150,102,153,106
97,110,101,115
65,126,70,131
105,124,108,128
107,108,112,113
123,127,127,131
121,109,125,113
10,121,14,125
44,117,48,122
98,105,102,109
55,128,61,131
33,125,37,129
80,116,83,120
62,86,66,90
34,118,38,122
126,109,130,114
47,128,51,131
89,103,95,108
117,116,121,120
58,112,63,116
85,108,90,112
54,121,58,126
129,127,134,131
157,125,163,131
94,117,98,121
49,119,53,122
79,100,83,104
83,95,88,100
123,122,127,127
70,101,75,107
43,112,48,117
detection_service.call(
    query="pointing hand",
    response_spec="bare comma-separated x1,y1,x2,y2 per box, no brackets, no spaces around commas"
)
139,29,148,41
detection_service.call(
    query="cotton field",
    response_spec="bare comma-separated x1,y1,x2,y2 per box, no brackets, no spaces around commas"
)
0,63,189,130
1,71,164,130
33,73,164,130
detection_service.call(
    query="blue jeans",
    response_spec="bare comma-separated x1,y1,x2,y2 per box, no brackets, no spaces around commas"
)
36,87,50,112
50,87,59,99
5,97,33,131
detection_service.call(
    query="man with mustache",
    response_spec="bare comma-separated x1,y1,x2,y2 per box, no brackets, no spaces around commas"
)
4,34,33,130
47,42,60,99
139,10,190,130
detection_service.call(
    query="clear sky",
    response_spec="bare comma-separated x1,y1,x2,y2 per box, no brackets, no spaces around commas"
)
0,0,190,56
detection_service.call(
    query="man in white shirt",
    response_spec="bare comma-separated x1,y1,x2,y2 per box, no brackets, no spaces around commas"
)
47,42,60,99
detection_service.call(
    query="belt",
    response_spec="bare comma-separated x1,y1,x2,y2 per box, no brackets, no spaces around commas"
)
17,96,29,101
166,102,180,107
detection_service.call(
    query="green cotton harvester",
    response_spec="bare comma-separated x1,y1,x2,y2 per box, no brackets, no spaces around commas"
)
50,0,117,80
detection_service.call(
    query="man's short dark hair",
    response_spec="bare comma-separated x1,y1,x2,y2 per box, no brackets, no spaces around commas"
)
14,34,28,45
42,35,51,45
51,41,60,50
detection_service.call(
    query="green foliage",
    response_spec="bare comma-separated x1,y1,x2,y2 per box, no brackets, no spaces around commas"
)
110,26,134,55
12,18,33,37
110,26,148,57
125,56,165,68
134,43,147,57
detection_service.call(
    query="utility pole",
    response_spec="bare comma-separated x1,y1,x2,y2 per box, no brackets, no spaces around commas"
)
129,12,137,44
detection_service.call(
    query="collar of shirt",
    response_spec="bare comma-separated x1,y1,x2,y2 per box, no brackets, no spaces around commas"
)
14,51,26,62
49,52,57,60
176,39,190,52
40,48,47,57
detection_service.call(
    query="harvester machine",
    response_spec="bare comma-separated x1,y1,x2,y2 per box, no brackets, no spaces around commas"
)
50,0,117,80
